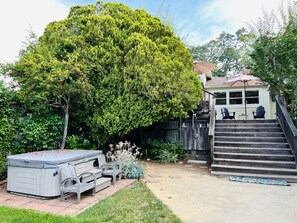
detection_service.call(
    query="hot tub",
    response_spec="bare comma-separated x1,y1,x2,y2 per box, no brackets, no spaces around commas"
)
7,149,102,197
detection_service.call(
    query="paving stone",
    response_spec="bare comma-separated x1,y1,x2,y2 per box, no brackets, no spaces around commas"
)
147,178,160,183
169,175,182,179
45,198,74,207
148,173,162,178
0,178,136,216
187,168,198,171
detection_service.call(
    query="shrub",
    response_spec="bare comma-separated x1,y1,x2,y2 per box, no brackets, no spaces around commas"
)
66,135,96,150
0,154,7,179
15,114,63,154
0,118,15,178
146,139,185,163
0,82,18,178
106,141,144,179
157,150,179,163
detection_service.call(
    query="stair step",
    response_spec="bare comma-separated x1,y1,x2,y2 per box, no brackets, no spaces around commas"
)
211,171,297,182
213,158,296,168
216,119,278,124
215,136,287,143
214,147,292,154
214,141,289,148
213,119,297,179
214,152,295,161
216,123,280,128
215,132,285,137
211,164,297,175
216,127,283,132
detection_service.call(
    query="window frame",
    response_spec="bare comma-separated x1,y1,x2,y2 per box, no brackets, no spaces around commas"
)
213,89,261,106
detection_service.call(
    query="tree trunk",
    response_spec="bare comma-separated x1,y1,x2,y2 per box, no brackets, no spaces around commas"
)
60,99,69,150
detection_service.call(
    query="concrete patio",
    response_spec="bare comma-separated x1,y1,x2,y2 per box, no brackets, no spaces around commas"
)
143,161,297,223
1,162,297,223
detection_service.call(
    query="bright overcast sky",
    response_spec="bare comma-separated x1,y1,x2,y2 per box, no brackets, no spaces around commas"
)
0,0,290,64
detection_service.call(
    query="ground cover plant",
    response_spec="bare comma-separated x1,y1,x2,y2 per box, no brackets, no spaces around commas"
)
146,139,185,163
0,182,181,223
106,141,144,179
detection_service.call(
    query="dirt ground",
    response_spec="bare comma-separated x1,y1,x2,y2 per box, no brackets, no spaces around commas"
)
142,161,297,223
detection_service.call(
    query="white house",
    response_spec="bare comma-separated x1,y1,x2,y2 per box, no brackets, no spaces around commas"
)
194,62,276,119
204,74,276,119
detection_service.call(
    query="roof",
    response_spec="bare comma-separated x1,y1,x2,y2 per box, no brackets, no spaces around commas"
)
193,61,216,78
205,76,264,88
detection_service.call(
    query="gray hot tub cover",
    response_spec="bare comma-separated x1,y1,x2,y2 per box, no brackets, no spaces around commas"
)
7,149,102,169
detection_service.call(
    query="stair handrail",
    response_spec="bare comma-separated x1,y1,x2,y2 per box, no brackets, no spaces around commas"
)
208,96,216,164
275,96,297,167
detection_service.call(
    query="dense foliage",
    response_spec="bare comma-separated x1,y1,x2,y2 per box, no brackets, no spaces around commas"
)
4,1,202,147
146,139,185,163
250,1,297,114
15,114,63,154
190,28,254,76
66,135,96,150
0,82,18,177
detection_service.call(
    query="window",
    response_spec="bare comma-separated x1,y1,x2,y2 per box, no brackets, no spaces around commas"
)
214,92,226,105
213,90,260,106
245,90,259,104
229,91,242,105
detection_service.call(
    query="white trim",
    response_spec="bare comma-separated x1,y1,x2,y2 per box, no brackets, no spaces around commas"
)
212,88,262,108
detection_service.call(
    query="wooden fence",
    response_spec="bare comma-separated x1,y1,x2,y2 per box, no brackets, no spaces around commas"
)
128,117,210,160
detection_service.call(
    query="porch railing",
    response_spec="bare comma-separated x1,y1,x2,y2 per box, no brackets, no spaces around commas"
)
275,96,297,167
208,94,216,164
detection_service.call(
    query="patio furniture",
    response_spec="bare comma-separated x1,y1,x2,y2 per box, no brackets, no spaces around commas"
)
59,163,96,204
221,107,235,119
253,106,265,119
98,154,122,185
6,149,102,198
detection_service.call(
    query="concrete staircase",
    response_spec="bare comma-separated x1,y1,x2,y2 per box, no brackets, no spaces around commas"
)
211,119,297,182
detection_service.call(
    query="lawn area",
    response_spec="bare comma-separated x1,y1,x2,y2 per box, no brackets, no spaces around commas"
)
0,182,181,223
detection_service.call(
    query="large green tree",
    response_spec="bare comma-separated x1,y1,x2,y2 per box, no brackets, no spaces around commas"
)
190,28,254,76
250,1,297,113
5,1,202,147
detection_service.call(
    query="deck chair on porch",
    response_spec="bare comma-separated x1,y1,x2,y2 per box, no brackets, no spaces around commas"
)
221,107,235,119
253,106,265,119
58,163,96,204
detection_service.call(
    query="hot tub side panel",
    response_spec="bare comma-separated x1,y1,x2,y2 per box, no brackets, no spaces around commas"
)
7,166,60,197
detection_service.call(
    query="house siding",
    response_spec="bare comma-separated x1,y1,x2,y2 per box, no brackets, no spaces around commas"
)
206,85,276,119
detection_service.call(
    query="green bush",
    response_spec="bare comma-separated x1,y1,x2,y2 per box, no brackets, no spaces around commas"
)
0,82,18,177
15,114,63,154
0,118,15,178
0,154,7,179
66,135,96,150
146,139,185,163
157,149,179,163
107,141,144,179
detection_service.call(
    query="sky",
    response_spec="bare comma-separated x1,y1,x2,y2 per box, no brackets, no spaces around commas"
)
0,0,290,64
